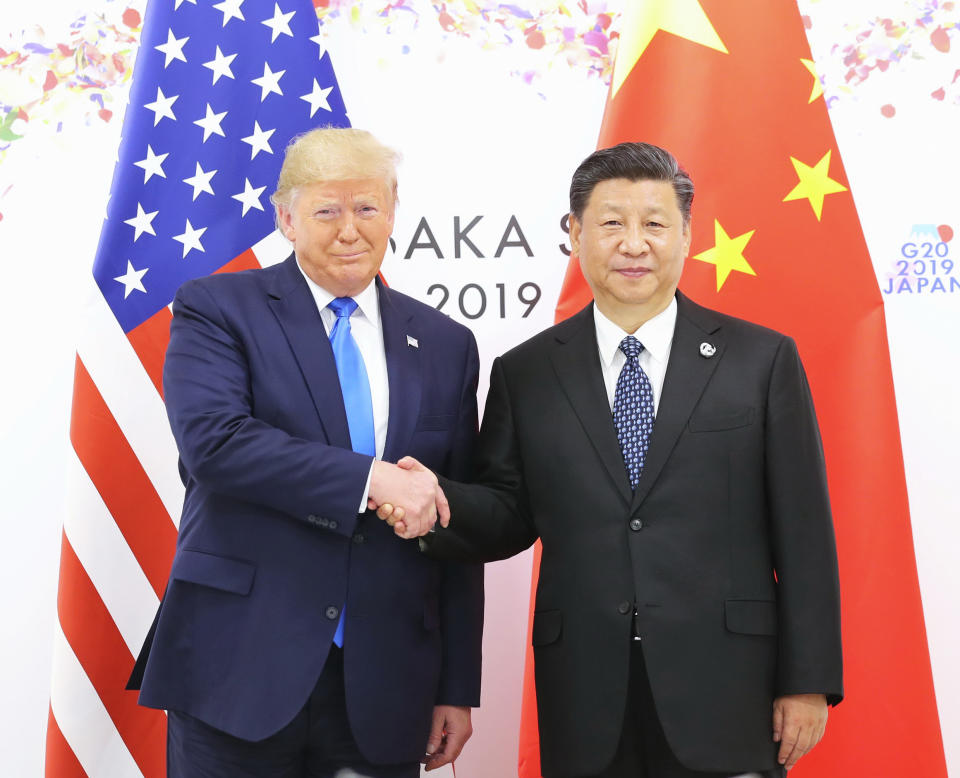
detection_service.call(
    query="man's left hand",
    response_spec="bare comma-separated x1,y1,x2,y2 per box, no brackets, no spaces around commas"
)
423,705,472,771
772,693,828,770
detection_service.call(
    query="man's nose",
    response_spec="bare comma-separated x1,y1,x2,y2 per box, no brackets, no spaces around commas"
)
620,225,648,255
337,214,359,242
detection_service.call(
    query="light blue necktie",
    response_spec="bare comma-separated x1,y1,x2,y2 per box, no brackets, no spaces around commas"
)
327,297,376,647
613,336,655,490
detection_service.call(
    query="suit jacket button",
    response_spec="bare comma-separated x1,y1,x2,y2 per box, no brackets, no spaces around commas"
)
617,601,632,615
352,533,365,544
629,518,643,531
325,606,340,620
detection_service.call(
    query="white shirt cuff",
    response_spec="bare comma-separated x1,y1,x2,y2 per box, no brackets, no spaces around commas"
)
358,459,375,513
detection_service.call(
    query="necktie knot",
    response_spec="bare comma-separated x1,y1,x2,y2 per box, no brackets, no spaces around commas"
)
328,297,358,319
619,335,644,361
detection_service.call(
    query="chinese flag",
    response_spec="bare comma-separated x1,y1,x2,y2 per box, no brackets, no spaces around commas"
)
519,1,947,776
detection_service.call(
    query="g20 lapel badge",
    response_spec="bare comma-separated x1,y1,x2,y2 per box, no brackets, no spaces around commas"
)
699,342,716,358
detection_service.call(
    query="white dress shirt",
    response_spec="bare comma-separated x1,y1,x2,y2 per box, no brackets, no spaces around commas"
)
296,262,388,510
593,296,678,414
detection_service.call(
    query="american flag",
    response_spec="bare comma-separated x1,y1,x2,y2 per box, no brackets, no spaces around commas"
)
45,1,349,774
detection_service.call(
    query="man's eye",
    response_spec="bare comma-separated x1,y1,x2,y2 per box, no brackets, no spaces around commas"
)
603,220,621,227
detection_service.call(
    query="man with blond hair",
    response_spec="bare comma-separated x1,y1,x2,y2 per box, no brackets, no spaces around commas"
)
129,127,483,777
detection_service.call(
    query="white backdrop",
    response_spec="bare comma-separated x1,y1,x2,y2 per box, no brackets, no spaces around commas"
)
1,1,957,776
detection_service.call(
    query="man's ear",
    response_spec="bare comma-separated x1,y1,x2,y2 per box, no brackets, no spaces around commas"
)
569,214,581,257
277,204,294,241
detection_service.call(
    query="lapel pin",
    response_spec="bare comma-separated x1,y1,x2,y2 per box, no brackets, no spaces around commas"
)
407,335,419,349
699,342,716,358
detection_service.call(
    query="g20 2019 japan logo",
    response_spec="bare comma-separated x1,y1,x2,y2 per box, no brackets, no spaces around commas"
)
883,224,957,295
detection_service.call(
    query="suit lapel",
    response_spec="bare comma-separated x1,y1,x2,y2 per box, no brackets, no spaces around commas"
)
379,281,422,463
550,306,633,505
630,292,724,511
267,255,352,448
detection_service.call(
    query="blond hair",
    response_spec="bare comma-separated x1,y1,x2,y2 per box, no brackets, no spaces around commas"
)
272,127,401,212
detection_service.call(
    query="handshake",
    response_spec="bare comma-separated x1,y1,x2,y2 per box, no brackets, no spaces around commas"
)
368,457,447,539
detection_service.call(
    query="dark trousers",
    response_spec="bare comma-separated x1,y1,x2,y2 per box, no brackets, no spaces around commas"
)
582,642,784,778
166,647,419,778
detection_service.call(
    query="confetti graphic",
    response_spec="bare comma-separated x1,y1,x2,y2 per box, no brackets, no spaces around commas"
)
5,1,959,170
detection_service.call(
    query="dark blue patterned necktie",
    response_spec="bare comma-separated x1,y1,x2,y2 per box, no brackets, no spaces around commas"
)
613,335,655,490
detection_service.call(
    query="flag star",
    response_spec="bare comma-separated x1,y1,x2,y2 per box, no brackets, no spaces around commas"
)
182,162,217,200
212,0,244,26
174,0,197,8
133,145,168,183
693,220,757,291
173,219,207,257
123,203,158,241
252,62,285,101
300,79,334,117
193,103,228,142
309,25,327,60
611,0,727,98
203,46,237,84
241,121,275,159
155,28,189,68
783,150,848,221
114,260,149,299
232,178,267,216
261,3,295,43
144,87,178,125
800,58,824,103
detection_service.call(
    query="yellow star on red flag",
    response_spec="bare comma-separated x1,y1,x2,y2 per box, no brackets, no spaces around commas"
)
611,0,728,98
692,220,757,291
783,149,848,220
800,58,824,103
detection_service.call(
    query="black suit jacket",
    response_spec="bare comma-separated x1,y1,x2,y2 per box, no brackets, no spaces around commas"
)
426,293,842,776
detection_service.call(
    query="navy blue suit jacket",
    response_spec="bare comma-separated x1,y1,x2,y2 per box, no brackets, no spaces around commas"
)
130,255,484,764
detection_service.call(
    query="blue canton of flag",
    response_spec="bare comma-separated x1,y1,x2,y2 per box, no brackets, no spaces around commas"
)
94,0,350,332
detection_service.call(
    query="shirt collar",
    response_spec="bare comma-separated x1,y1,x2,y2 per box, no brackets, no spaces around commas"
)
295,259,381,329
593,296,678,367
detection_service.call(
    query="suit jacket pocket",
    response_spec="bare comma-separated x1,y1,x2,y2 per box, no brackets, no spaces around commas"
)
689,407,755,432
171,549,256,595
531,609,562,646
416,413,454,432
724,599,777,636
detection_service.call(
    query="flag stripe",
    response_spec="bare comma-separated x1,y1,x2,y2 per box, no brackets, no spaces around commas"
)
49,605,144,778
250,229,293,268
70,357,177,598
57,534,167,778
76,284,183,525
215,247,263,275
64,447,160,656
126,309,173,399
45,706,88,778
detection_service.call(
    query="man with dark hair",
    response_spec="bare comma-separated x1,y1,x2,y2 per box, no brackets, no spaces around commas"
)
382,142,842,778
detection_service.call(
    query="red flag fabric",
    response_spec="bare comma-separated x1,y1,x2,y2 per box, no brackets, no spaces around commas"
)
521,1,947,776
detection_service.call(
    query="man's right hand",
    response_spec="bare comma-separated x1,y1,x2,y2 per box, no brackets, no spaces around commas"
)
368,459,449,539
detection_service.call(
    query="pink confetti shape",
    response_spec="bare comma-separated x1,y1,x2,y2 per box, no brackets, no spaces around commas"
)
931,26,950,52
